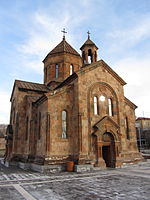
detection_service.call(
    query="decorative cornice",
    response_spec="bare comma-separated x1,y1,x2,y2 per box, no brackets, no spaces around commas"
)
124,97,137,110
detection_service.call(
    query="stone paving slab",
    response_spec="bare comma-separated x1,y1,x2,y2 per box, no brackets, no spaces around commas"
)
0,160,150,200
21,175,150,200
0,186,25,200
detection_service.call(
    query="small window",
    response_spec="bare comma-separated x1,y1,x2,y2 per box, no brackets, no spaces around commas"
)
56,64,59,78
70,64,73,75
99,95,106,102
125,117,129,139
94,96,98,115
108,98,113,116
62,110,67,138
88,49,92,64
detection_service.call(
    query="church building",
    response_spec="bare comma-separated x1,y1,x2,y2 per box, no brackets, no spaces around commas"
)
5,30,143,172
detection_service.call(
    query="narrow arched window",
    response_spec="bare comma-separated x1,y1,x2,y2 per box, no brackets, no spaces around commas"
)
125,117,129,139
56,64,59,78
62,110,67,138
88,49,92,64
70,64,73,75
94,96,98,115
108,98,113,116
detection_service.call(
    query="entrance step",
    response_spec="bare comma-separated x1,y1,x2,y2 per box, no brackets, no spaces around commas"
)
74,164,93,172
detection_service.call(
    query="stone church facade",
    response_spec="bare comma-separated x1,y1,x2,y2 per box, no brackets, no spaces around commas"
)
5,33,143,172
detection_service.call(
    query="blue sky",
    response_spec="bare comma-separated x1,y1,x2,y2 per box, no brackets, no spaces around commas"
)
0,0,150,123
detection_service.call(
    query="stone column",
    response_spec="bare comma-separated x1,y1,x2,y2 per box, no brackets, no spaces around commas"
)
115,141,122,168
78,112,90,164
96,140,106,168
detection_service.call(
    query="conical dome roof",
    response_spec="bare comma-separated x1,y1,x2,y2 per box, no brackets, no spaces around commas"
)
43,38,80,62
80,38,98,50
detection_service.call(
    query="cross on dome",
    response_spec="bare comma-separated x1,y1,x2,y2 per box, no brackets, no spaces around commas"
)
87,31,90,39
61,28,67,40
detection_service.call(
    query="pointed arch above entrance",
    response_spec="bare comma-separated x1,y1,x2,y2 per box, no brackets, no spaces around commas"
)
93,116,120,141
92,116,121,168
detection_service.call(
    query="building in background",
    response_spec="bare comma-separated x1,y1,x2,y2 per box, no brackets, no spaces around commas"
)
136,117,150,150
0,124,7,157
5,32,143,172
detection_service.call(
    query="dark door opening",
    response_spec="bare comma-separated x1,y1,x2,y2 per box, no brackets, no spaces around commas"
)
102,132,116,168
102,146,112,167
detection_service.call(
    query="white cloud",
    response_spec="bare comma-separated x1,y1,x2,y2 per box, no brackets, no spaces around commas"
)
16,14,68,75
113,56,150,118
25,60,43,75
0,91,11,124
113,56,150,85
135,95,150,118
107,14,150,52
0,2,94,124
2,1,149,122
16,7,89,74
18,1,91,53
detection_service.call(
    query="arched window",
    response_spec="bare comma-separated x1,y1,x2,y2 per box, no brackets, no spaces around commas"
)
88,49,92,64
108,98,113,116
94,96,98,115
62,110,67,138
56,64,59,78
125,117,129,139
70,64,73,75
99,95,106,102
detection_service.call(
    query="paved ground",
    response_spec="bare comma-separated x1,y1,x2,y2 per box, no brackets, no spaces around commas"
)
0,160,150,200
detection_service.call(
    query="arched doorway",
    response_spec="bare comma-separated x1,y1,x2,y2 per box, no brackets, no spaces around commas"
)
102,132,116,168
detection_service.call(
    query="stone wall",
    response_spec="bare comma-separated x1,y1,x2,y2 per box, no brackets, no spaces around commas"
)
44,52,82,84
